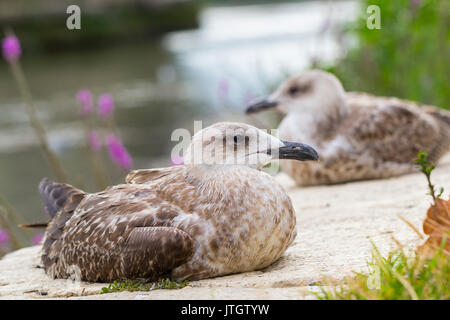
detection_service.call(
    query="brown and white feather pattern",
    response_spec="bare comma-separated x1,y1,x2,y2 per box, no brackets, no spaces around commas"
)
41,165,296,282
279,92,450,186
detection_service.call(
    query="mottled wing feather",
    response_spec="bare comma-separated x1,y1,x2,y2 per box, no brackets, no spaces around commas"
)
122,227,194,280
44,184,193,282
41,180,86,270
42,208,80,270
39,178,86,218
347,92,450,162
347,92,425,109
348,103,440,163
126,167,180,184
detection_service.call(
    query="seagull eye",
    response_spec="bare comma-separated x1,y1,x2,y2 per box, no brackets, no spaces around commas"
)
289,83,311,96
288,86,299,95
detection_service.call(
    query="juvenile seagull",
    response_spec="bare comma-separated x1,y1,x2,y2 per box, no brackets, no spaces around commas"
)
38,122,318,282
246,70,450,185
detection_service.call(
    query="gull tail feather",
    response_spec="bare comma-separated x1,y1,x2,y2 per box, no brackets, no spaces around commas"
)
39,178,86,219
19,222,49,229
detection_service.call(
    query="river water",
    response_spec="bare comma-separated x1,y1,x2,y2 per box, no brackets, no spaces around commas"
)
0,1,357,225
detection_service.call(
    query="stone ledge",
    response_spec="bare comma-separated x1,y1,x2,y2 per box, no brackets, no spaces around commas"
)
1,153,449,299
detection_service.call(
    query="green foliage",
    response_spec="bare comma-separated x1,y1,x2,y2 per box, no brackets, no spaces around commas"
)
101,278,189,294
414,151,444,200
316,150,449,300
316,242,450,300
323,0,450,109
415,151,435,176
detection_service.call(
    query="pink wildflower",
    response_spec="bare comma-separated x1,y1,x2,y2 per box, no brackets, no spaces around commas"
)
171,154,184,166
88,130,102,152
2,35,21,63
0,229,9,245
411,0,422,8
76,89,93,115
31,233,44,245
106,134,132,170
98,94,115,118
218,78,229,103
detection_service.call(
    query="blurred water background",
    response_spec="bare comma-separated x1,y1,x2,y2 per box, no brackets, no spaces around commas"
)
0,0,448,252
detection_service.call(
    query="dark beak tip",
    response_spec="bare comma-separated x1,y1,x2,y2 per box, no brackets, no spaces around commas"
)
278,141,319,162
245,99,278,114
311,149,320,161
307,148,319,162
300,150,319,162
245,107,256,114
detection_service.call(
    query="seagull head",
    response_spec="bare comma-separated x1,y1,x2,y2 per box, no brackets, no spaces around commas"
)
245,70,346,115
184,122,318,170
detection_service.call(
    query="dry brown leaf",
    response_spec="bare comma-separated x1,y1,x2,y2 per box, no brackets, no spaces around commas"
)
419,198,450,256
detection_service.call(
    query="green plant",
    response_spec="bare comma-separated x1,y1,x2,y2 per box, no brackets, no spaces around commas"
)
322,0,449,109
316,241,449,300
101,278,189,294
414,151,444,201
415,152,449,256
316,151,449,300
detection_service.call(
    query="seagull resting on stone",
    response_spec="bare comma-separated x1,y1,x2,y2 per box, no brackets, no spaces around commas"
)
36,122,318,282
246,70,450,186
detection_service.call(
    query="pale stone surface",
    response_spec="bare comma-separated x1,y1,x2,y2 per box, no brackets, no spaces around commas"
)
1,153,449,300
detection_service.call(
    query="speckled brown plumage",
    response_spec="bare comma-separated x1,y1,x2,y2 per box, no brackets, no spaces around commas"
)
247,70,450,186
40,123,308,282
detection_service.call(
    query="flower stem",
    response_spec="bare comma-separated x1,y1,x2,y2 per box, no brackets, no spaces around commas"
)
0,206,28,249
9,61,67,182
82,120,108,190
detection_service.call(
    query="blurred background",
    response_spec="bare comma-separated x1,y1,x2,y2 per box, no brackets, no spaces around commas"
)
0,0,448,255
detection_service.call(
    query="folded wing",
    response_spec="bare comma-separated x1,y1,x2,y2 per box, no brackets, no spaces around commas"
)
43,184,194,282
126,166,182,184
348,103,445,163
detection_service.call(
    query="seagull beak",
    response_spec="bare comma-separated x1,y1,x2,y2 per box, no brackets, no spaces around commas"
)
277,140,319,161
245,98,278,114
